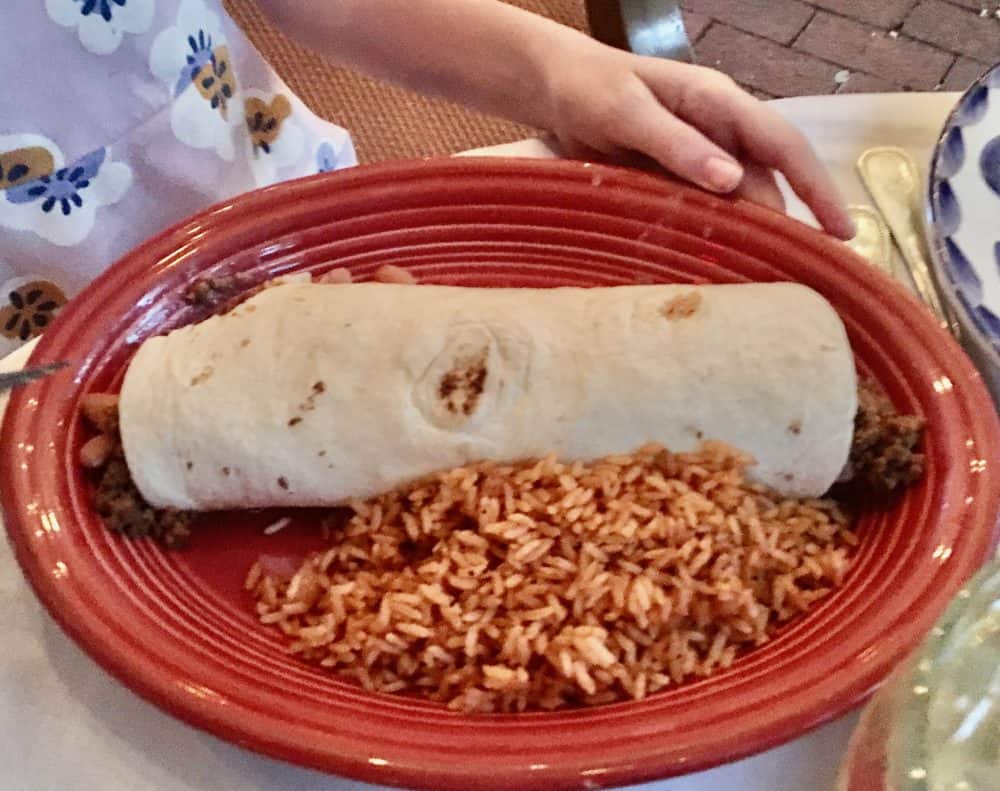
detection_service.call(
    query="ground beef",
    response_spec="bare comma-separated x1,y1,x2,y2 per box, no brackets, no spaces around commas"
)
847,380,926,495
182,273,262,318
81,394,120,435
183,274,245,308
94,458,193,548
84,403,193,549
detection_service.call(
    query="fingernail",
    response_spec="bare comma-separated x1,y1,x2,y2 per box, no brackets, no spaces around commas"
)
705,157,743,192
837,213,857,240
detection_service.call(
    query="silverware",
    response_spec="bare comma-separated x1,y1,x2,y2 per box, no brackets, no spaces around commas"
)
621,0,694,62
856,146,962,339
586,0,694,63
0,362,70,393
845,204,894,276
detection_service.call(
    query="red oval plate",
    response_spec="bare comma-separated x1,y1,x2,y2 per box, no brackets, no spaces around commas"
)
2,159,998,791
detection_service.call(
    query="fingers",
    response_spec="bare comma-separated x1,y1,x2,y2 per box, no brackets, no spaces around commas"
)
711,92,854,239
557,138,620,165
731,163,785,215
613,79,745,194
637,62,854,239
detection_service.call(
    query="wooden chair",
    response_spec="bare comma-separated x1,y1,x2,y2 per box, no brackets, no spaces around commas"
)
226,1,691,162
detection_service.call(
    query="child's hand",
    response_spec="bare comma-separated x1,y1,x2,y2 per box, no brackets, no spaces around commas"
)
543,50,853,239
258,0,851,239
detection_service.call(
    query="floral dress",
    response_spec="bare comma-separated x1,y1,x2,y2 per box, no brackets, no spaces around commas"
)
0,0,357,356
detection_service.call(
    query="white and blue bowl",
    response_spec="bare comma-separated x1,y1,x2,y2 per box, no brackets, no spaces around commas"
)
926,63,1000,401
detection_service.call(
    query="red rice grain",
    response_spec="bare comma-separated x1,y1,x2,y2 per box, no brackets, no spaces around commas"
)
248,443,853,712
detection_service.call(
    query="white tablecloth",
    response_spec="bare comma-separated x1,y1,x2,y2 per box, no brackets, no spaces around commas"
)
0,92,962,791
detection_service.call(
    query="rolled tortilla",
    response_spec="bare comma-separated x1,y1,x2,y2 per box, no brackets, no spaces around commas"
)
119,281,857,509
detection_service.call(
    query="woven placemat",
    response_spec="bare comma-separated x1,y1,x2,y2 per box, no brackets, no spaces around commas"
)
224,0,590,163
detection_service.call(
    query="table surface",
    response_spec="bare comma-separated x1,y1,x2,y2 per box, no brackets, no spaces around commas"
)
0,92,962,791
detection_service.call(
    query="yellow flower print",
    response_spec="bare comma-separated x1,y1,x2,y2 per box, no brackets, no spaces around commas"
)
192,45,237,120
150,0,242,161
242,89,307,187
0,280,67,342
0,147,56,190
245,95,292,154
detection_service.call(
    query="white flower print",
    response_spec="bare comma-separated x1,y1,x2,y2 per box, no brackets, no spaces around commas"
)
150,0,240,161
46,0,155,56
0,135,132,248
243,91,306,187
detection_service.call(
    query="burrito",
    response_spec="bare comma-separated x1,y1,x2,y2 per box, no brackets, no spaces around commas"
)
116,281,858,510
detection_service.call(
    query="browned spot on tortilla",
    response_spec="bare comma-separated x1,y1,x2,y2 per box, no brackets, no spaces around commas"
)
244,305,256,313
318,450,326,457
783,473,794,482
288,416,302,427
660,292,702,321
240,338,251,348
190,366,214,386
299,381,328,413
186,462,194,471
222,466,231,476
94,459,192,548
788,420,802,436
439,351,488,416
277,476,289,490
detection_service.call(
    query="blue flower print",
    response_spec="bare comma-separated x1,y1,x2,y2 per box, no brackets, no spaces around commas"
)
175,30,216,96
171,31,237,119
75,0,127,23
6,149,105,216
316,141,338,174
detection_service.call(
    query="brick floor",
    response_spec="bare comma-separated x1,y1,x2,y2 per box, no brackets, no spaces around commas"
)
836,72,897,94
698,24,839,97
682,10,712,42
681,0,1000,98
942,56,993,88
903,0,1000,61
806,0,918,29
683,0,813,44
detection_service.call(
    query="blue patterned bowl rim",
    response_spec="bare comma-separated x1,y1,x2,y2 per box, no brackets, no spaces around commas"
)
925,61,1000,368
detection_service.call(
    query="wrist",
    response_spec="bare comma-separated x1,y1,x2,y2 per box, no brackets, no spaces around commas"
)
534,33,632,139
520,24,607,131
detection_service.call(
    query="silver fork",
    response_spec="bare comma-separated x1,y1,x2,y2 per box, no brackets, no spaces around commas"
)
0,362,70,393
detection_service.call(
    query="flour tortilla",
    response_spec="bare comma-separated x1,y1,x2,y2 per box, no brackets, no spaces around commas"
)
118,281,858,509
